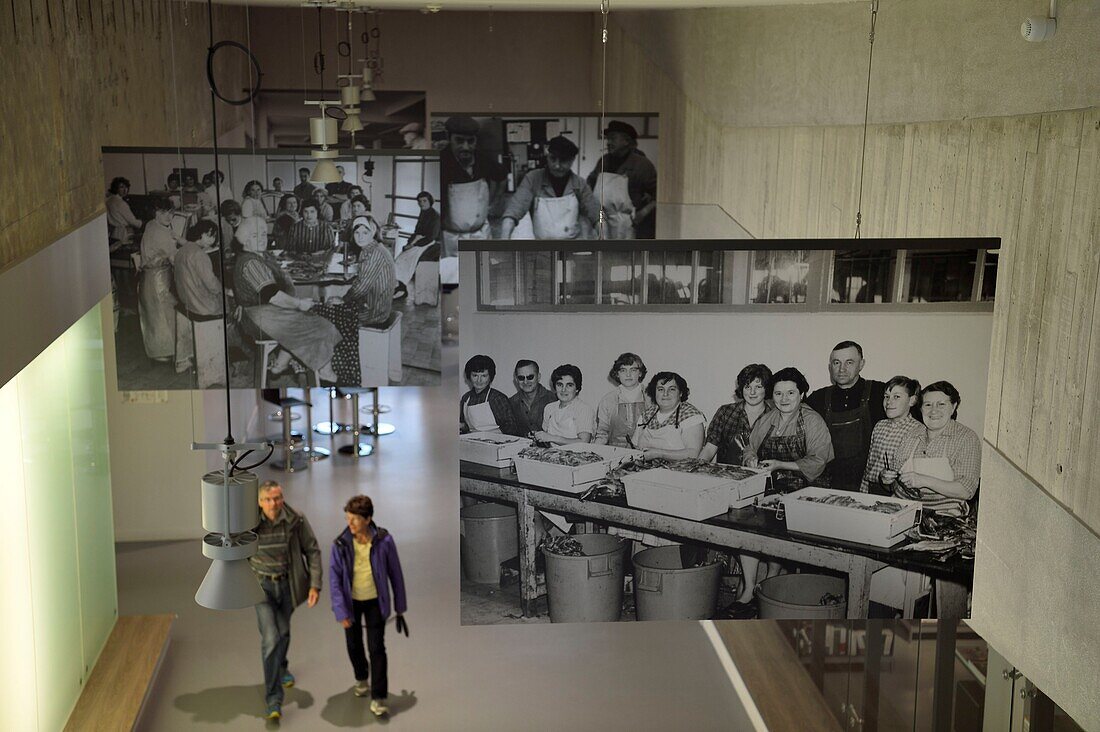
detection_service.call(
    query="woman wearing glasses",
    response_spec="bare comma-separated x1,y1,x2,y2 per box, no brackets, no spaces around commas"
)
593,353,650,448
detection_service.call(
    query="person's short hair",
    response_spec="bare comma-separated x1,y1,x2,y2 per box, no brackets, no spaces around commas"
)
885,375,921,398
608,352,646,385
167,173,181,186
348,194,370,211
735,364,773,400
202,172,215,185
349,185,363,196
920,380,961,419
313,187,328,199
645,371,690,403
299,199,320,215
550,364,583,393
278,193,299,212
298,167,310,175
109,176,130,194
416,190,435,206
464,354,496,381
152,196,174,212
831,340,864,359
768,367,811,398
244,179,264,196
186,219,219,242
344,494,374,519
514,359,539,375
272,177,283,185
258,479,282,495
219,199,242,217
209,169,225,182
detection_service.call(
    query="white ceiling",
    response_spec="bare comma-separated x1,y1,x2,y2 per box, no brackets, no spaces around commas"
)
216,0,858,10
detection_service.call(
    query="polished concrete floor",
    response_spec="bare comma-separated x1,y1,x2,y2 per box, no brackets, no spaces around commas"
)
117,345,749,730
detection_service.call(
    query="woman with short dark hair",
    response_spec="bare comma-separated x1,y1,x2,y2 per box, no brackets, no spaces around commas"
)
699,363,774,466
106,176,143,245
742,367,834,492
593,353,649,447
633,371,707,460
393,190,442,300
330,494,408,717
460,355,516,434
536,364,595,444
241,179,269,219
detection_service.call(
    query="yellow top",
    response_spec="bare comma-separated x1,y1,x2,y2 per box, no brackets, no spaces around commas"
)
351,538,378,601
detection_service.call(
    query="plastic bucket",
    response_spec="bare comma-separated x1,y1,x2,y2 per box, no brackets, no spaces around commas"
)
543,534,628,623
460,502,518,584
633,545,722,621
756,573,848,619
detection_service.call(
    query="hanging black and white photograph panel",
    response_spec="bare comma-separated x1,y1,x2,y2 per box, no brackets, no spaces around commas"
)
428,113,659,286
102,147,442,391
457,237,998,624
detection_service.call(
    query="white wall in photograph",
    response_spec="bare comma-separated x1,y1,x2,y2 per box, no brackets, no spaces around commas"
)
459,254,994,433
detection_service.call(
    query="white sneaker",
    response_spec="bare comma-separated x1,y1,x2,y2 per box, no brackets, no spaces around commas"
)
369,699,389,716
353,681,370,697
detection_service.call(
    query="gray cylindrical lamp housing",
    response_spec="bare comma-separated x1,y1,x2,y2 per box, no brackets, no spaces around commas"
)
201,470,260,535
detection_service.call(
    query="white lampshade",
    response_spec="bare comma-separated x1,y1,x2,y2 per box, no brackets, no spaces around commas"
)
341,112,364,133
360,86,376,102
195,558,265,610
309,116,339,147
310,159,342,183
341,85,361,107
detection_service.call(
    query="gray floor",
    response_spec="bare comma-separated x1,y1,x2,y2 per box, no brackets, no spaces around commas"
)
117,345,748,730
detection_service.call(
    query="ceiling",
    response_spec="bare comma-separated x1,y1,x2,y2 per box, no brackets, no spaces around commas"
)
215,0,858,10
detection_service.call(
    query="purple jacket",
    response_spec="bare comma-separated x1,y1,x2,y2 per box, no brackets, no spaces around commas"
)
330,524,407,623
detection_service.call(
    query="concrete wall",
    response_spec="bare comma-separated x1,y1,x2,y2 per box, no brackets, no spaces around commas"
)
600,5,1100,726
614,0,1099,128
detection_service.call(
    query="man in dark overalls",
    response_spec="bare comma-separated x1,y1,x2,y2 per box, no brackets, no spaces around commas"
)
806,341,887,492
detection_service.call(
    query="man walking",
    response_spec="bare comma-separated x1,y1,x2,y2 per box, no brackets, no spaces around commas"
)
250,480,323,721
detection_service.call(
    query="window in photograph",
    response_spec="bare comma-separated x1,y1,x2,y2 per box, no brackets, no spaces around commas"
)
600,250,643,305
518,251,555,305
559,251,598,305
645,250,694,305
481,251,518,306
980,249,999,302
904,249,977,302
750,250,809,304
831,249,896,303
696,250,726,304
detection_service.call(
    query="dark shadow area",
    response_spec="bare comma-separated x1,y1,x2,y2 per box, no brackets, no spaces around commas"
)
320,689,417,727
173,684,315,724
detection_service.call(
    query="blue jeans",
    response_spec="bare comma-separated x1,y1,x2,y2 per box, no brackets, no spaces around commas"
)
255,576,294,707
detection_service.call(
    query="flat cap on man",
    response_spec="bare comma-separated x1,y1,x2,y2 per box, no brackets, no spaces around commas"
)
547,135,580,159
602,120,639,140
444,115,480,136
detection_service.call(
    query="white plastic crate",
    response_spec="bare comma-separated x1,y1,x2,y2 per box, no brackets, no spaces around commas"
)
513,443,642,493
623,466,765,520
459,432,531,468
781,487,922,547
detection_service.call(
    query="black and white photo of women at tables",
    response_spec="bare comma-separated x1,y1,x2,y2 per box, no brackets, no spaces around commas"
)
102,147,443,390
431,113,658,253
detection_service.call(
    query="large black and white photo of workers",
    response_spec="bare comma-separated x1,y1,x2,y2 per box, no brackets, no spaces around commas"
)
458,238,998,624
430,114,658,286
103,147,442,390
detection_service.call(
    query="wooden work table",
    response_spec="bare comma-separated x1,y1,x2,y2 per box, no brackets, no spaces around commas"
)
460,461,973,619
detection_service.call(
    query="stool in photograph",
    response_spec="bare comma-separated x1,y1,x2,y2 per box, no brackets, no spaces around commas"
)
358,310,403,385
174,305,225,389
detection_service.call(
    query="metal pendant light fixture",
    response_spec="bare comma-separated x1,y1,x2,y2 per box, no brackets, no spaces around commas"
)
338,3,365,134
305,1,343,183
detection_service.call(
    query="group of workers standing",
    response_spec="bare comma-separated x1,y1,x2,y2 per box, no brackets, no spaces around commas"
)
460,340,981,618
438,115,657,254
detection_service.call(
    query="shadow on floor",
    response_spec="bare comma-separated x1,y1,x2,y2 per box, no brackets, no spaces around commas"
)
320,689,418,727
173,684,314,723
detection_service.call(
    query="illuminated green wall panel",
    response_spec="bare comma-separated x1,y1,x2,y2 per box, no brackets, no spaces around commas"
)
0,303,118,731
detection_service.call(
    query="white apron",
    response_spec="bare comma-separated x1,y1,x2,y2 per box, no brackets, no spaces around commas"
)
394,244,430,286
593,172,634,240
633,415,687,452
464,398,500,433
531,193,581,240
870,447,958,610
445,179,491,233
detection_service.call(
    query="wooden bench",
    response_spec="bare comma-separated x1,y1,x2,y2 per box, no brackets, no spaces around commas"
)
64,614,174,732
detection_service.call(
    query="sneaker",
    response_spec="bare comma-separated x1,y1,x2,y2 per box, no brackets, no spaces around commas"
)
265,704,282,720
353,681,371,697
281,672,295,688
369,699,389,717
